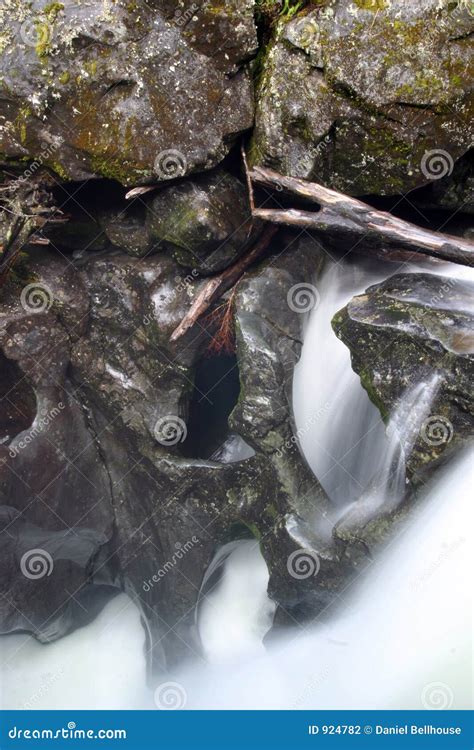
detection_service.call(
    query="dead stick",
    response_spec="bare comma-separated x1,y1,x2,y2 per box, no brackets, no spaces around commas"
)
241,143,255,212
170,225,278,342
250,166,474,267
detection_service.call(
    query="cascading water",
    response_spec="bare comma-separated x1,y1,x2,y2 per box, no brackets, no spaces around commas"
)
292,257,391,507
0,254,472,710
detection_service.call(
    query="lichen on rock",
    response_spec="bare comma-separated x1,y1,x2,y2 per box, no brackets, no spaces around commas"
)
252,0,473,196
0,0,257,185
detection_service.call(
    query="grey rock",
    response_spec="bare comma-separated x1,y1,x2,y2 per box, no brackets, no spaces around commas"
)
0,239,337,672
98,204,152,258
332,272,474,481
252,0,473,196
147,169,255,274
0,0,257,185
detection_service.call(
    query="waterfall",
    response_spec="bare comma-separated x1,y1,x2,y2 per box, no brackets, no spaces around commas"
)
182,447,472,710
293,258,391,506
1,254,472,710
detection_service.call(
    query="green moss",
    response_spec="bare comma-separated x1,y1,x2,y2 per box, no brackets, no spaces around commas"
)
256,0,307,25
46,160,70,181
89,155,148,184
58,71,70,85
359,368,389,422
241,520,262,541
43,2,64,21
84,60,98,77
265,504,279,520
352,0,389,9
34,22,52,57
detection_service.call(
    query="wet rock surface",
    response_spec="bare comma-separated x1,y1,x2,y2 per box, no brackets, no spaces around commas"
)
252,0,473,196
332,272,474,481
0,0,257,185
1,0,473,682
147,169,256,274
0,238,341,671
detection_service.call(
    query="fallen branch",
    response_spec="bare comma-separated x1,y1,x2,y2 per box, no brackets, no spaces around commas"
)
170,225,278,342
0,176,63,288
250,166,474,267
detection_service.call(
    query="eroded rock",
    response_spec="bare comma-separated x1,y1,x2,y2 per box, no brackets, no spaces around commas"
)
0,238,338,672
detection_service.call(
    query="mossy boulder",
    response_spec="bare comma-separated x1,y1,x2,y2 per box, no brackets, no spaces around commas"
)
0,0,257,185
332,272,474,481
252,0,473,196
146,169,256,274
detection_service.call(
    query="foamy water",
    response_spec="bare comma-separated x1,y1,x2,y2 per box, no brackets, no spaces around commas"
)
1,256,472,711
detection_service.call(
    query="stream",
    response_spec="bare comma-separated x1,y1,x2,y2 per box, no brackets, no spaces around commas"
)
0,254,472,711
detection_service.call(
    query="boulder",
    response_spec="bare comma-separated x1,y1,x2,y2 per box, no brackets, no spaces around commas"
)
332,272,474,481
146,169,255,273
0,238,339,672
252,0,473,196
0,0,256,185
98,204,152,258
0,253,115,641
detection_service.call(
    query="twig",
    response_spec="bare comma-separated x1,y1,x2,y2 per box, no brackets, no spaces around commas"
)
170,225,278,342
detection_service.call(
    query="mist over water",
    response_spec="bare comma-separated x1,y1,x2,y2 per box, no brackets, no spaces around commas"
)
1,255,472,711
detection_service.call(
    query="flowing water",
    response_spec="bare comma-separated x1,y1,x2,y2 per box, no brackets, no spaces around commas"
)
0,254,472,710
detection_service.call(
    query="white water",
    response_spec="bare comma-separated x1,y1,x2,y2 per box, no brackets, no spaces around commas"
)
1,255,472,710
1,449,470,710
293,258,390,506
180,449,473,709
